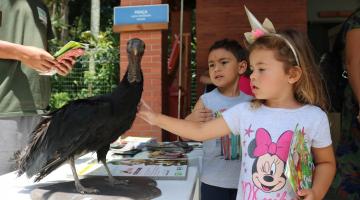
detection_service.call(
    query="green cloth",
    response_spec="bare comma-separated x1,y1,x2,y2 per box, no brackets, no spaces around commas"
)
0,0,53,117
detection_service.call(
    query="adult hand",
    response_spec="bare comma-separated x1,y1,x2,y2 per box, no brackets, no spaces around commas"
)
19,45,57,72
54,57,76,76
19,45,77,76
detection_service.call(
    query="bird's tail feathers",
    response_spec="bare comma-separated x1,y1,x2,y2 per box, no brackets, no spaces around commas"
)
16,117,52,178
34,156,65,182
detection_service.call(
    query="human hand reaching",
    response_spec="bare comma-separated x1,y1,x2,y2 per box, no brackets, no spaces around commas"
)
137,100,158,125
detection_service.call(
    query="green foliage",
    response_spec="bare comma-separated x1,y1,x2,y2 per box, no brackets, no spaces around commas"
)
46,1,120,110
67,0,119,31
49,28,119,110
190,9,198,110
50,92,71,109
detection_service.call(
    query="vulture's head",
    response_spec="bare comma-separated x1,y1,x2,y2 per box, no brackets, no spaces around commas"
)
126,38,145,83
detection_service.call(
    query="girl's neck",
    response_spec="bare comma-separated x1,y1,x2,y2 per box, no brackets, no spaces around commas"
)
264,91,303,109
264,96,302,109
217,81,240,97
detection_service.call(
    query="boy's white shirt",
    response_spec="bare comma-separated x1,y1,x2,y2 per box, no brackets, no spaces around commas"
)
222,102,332,200
200,88,252,189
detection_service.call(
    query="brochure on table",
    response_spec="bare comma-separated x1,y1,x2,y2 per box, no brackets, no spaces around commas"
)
75,158,188,180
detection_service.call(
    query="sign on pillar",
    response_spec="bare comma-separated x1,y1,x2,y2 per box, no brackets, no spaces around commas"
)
113,4,169,32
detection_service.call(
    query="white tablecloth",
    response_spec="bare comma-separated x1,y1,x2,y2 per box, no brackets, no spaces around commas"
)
0,147,203,200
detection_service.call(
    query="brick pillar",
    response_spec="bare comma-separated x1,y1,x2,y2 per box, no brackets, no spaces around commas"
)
119,0,165,141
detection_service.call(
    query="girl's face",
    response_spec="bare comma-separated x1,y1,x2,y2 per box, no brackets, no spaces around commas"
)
249,49,294,103
208,48,246,89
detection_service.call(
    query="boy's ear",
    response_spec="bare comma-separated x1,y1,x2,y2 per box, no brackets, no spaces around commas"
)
288,66,302,84
238,60,247,74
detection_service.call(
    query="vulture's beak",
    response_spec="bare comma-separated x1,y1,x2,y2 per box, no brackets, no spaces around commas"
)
133,49,138,56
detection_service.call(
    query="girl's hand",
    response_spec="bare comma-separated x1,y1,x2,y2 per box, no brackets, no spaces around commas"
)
188,108,213,123
298,189,317,200
137,100,157,125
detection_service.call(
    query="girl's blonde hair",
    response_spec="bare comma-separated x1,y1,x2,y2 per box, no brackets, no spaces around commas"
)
248,29,328,111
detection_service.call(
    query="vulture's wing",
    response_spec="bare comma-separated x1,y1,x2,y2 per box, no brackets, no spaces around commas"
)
21,97,113,180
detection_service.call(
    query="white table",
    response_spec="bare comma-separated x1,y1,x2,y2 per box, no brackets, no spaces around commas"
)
0,147,203,200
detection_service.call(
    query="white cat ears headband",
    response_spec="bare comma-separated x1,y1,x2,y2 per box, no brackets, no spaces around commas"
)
244,6,300,66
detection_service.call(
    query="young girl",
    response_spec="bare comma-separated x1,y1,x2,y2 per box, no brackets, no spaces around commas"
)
138,29,336,200
186,39,252,200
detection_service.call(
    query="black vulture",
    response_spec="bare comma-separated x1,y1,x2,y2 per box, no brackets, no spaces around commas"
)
16,38,145,194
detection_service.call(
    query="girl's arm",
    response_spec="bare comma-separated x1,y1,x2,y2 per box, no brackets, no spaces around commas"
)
311,146,336,199
298,145,336,200
137,100,231,141
182,99,213,141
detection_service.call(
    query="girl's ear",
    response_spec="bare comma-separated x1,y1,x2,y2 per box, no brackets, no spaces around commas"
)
238,60,248,75
288,66,302,84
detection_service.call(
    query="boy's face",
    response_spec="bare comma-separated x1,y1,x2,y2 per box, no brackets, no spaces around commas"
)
208,48,246,88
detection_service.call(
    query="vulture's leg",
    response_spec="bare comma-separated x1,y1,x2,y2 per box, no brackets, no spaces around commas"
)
70,156,99,194
101,159,129,186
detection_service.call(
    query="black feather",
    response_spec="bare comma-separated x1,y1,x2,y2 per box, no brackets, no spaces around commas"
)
16,38,145,182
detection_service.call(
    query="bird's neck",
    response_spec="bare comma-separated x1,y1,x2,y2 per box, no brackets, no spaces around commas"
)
115,69,143,98
127,56,142,83
111,79,143,113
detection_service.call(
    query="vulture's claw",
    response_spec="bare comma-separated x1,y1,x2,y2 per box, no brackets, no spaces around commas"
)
107,177,129,186
75,184,99,194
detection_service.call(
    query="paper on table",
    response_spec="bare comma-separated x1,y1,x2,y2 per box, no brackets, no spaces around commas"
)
77,158,188,180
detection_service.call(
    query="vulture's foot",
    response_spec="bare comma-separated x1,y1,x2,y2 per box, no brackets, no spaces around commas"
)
70,157,99,194
75,182,99,194
101,159,129,186
107,176,129,186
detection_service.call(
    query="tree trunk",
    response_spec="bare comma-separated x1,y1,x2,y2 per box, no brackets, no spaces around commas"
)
89,0,100,95
51,2,59,40
90,0,100,38
60,0,69,42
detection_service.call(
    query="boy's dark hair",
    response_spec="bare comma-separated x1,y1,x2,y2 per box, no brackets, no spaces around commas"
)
209,39,247,61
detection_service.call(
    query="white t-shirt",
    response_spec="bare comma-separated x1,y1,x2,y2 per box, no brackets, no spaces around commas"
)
222,102,332,200
200,89,252,188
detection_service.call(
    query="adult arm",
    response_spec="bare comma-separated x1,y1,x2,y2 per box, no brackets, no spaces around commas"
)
345,29,360,121
0,40,74,76
0,40,55,72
